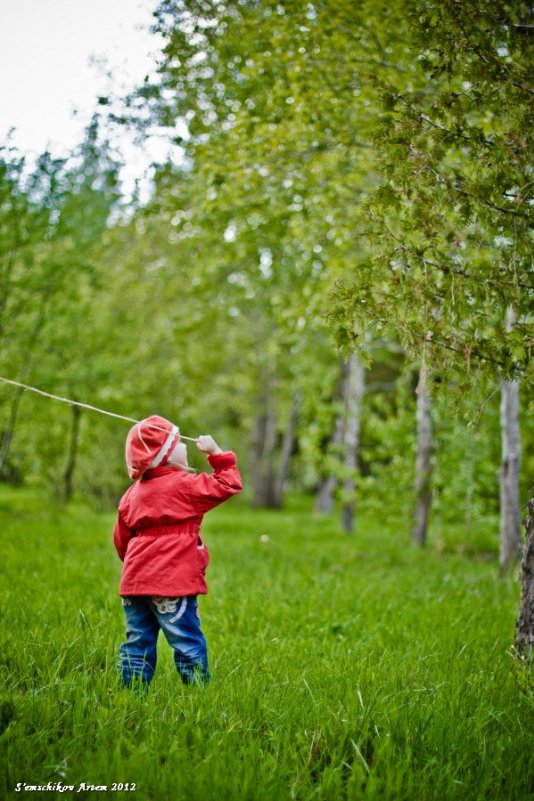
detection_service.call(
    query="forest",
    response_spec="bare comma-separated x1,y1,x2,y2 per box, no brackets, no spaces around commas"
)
1,0,532,548
0,2,533,799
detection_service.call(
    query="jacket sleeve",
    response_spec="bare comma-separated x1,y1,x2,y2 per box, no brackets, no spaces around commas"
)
113,512,135,561
189,451,243,515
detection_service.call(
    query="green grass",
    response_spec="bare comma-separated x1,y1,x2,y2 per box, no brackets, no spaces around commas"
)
0,486,532,801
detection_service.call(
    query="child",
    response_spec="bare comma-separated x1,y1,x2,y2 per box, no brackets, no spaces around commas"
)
113,415,242,688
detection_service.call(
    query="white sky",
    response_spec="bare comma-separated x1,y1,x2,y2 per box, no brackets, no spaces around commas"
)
0,0,182,196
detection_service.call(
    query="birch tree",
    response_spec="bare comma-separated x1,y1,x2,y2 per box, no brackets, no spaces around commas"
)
313,357,366,532
499,311,522,570
341,356,365,534
412,364,433,546
315,362,346,515
516,493,534,659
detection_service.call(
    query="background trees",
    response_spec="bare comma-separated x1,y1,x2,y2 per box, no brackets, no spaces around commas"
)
142,0,532,544
0,0,531,568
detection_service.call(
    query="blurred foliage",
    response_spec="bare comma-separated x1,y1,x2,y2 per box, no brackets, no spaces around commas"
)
148,0,532,382
0,0,532,528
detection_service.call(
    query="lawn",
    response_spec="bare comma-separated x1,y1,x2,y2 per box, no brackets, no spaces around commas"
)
0,486,532,800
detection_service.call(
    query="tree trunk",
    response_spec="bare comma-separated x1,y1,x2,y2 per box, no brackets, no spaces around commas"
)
315,472,338,516
341,356,365,534
249,406,264,506
412,365,432,546
464,432,475,526
63,403,81,502
0,384,25,476
515,489,534,660
250,369,281,508
315,410,344,514
272,391,300,508
499,308,522,571
315,361,347,515
250,405,277,507
262,399,278,504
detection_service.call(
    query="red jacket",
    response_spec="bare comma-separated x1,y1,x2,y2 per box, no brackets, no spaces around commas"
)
113,451,242,596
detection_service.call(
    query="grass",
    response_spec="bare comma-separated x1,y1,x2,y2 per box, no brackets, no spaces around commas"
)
0,486,533,801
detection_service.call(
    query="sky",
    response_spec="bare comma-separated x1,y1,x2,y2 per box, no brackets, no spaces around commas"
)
0,0,180,195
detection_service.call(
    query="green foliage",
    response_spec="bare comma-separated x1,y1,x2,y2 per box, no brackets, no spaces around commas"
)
1,488,533,800
0,117,122,494
146,0,532,384
1,0,531,519
352,0,533,382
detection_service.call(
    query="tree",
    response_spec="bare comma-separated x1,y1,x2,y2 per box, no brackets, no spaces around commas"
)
412,363,433,546
133,0,415,508
140,0,533,639
315,359,347,516
516,492,534,659
0,117,122,494
499,308,522,570
341,356,365,534
327,0,533,647
0,146,68,478
331,0,532,381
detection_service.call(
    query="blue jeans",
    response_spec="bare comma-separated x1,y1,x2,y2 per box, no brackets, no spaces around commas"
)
118,595,209,687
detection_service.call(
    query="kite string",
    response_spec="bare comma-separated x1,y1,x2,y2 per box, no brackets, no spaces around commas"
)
0,376,199,442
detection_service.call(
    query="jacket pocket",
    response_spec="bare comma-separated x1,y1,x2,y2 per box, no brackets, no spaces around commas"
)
197,536,210,571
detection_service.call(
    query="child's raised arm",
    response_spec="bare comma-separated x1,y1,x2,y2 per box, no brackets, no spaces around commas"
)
189,437,242,514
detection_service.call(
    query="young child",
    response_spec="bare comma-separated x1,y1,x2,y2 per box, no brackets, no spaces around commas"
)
113,415,242,688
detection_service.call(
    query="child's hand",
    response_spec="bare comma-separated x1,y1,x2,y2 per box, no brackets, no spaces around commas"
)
196,435,223,455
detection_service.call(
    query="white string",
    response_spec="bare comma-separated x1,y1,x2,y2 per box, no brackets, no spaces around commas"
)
0,376,199,442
